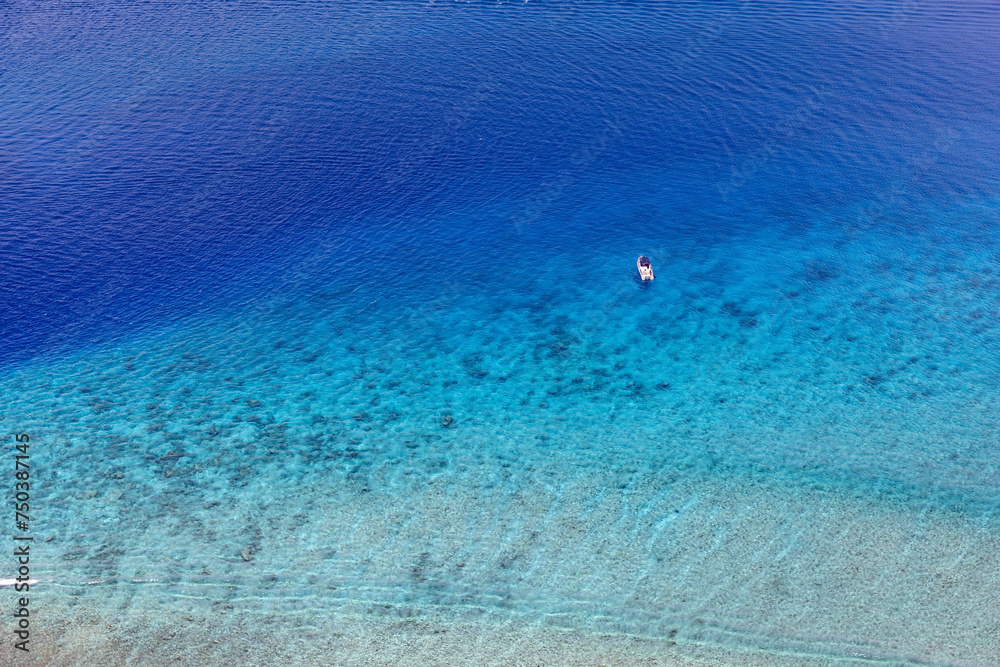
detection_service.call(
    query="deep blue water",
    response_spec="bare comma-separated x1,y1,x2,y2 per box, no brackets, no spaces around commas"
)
3,1,1000,664
4,1,997,362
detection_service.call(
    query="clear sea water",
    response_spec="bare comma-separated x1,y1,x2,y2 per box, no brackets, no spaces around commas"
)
2,1,1000,665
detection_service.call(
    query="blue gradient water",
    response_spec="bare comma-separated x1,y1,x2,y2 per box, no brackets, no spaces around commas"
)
2,2,1000,664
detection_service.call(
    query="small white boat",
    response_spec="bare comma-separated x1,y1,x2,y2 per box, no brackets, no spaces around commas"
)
637,255,654,281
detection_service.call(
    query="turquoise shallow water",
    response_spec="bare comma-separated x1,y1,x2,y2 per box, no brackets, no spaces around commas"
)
3,1,1000,664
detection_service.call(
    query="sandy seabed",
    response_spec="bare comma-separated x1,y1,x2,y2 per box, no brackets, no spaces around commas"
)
12,459,1000,667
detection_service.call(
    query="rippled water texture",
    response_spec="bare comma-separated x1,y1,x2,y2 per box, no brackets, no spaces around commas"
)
2,1,1000,665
